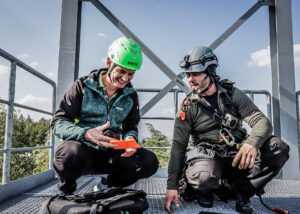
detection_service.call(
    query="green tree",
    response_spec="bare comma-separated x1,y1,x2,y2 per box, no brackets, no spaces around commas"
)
0,103,51,183
141,123,172,167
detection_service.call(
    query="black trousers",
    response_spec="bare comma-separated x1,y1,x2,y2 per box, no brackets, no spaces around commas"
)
185,136,290,198
53,140,159,194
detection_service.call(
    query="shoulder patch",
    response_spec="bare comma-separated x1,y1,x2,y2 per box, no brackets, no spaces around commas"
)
176,97,191,120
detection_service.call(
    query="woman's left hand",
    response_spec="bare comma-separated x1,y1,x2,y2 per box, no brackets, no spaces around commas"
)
120,136,137,157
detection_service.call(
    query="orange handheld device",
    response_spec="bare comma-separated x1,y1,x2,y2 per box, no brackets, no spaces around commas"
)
110,139,141,150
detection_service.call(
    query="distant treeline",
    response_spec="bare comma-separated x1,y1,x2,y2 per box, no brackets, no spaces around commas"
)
0,104,50,184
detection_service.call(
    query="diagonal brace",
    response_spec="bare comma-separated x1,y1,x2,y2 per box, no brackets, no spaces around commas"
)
89,0,191,95
140,1,264,116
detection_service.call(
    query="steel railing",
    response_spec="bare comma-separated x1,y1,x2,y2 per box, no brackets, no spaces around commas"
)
0,48,56,185
0,55,298,183
137,88,273,150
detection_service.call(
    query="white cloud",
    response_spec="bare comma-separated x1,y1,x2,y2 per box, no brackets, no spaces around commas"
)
17,94,51,106
17,54,29,59
46,72,55,79
15,95,52,120
0,64,9,78
248,44,300,69
248,46,271,67
97,33,106,37
29,62,39,69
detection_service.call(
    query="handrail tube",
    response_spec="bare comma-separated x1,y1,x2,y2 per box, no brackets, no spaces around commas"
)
137,89,272,122
136,88,183,93
0,48,55,87
11,146,52,152
142,117,174,120
0,146,52,153
143,147,171,150
138,89,276,150
49,85,57,169
2,62,16,185
0,49,56,184
0,98,52,115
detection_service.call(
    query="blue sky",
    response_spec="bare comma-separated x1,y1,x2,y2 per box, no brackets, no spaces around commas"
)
0,0,299,139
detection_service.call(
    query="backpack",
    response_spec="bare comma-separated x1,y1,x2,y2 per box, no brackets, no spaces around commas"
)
38,188,148,214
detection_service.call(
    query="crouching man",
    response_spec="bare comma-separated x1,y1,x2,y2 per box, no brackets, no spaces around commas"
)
164,46,289,214
52,37,159,195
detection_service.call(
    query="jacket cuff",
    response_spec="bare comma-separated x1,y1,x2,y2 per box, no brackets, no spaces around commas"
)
123,130,138,142
78,127,90,142
167,183,178,190
244,139,261,151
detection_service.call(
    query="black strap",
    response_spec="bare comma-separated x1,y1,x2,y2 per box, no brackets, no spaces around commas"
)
96,190,145,208
195,100,223,126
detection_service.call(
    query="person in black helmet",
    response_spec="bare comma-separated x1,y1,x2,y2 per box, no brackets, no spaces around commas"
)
164,46,289,214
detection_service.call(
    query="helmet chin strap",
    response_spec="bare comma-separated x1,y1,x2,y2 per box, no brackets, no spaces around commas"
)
193,74,214,95
107,63,116,83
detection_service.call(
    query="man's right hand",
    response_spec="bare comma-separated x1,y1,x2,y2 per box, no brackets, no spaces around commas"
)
164,189,179,213
84,121,117,148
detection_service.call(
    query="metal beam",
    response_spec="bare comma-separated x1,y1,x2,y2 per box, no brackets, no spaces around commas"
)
57,0,82,108
89,0,191,95
140,73,185,116
269,6,281,137
209,1,262,50
140,1,264,116
273,0,300,179
56,0,82,151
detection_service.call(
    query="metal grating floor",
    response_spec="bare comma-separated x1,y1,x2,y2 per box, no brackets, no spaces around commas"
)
0,176,300,213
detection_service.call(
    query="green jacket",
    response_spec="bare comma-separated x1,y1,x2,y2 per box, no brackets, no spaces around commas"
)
167,85,273,190
51,69,140,150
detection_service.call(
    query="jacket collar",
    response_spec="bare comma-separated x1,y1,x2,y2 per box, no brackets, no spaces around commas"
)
83,68,135,96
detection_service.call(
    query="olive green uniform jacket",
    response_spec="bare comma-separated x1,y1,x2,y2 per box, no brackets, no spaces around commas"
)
167,85,273,190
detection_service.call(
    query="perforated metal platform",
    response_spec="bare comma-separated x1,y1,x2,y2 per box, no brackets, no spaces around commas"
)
0,176,300,213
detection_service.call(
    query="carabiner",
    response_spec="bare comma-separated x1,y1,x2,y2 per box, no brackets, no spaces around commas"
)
219,128,237,147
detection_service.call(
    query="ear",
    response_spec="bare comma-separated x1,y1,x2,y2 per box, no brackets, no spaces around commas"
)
106,58,112,69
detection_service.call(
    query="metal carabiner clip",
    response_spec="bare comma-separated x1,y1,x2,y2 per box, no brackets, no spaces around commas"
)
220,128,237,147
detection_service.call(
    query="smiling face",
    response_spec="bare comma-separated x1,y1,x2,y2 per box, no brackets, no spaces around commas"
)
106,57,136,89
109,66,135,89
186,72,210,92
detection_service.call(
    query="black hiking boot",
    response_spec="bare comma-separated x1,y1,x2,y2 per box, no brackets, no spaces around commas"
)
197,193,214,208
236,196,253,214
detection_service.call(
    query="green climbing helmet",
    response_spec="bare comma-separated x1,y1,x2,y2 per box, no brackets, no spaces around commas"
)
179,46,218,72
108,37,143,70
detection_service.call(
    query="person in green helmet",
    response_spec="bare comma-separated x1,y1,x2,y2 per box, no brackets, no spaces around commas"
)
51,37,158,195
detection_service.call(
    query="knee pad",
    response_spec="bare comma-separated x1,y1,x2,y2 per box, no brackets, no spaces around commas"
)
185,163,218,191
269,137,290,168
